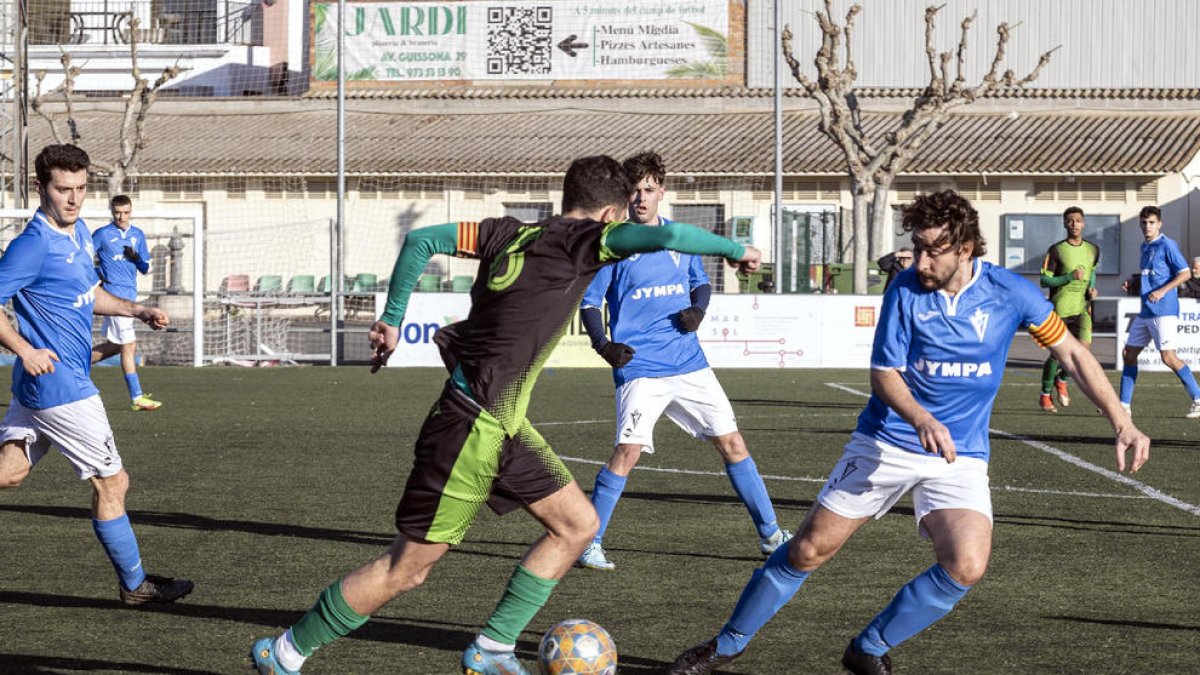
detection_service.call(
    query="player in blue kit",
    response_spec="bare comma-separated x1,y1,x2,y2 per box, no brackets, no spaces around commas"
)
669,190,1150,675
1118,205,1200,417
576,152,790,571
0,145,192,606
91,194,162,411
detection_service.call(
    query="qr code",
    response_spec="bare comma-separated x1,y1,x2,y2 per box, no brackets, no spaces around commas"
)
486,6,553,76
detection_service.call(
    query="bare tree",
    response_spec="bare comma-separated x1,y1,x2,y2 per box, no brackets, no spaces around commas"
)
32,18,181,196
783,1,1058,293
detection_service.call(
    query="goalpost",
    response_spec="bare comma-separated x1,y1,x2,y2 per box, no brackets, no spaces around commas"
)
0,207,205,366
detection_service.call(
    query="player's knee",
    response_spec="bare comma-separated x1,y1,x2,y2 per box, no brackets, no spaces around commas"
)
942,555,988,587
0,464,29,488
93,469,130,499
790,534,835,571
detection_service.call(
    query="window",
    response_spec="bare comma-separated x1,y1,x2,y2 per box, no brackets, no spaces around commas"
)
1002,213,1120,275
671,204,727,292
504,202,552,223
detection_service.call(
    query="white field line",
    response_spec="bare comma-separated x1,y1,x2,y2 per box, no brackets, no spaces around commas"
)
823,382,1199,516
537,411,856,427
558,455,827,484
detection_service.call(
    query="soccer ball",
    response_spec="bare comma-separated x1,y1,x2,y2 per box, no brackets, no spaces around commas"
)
537,619,617,675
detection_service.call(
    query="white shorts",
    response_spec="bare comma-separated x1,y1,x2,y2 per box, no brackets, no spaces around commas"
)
0,395,122,479
101,315,137,345
817,432,992,537
1127,315,1178,352
614,368,738,452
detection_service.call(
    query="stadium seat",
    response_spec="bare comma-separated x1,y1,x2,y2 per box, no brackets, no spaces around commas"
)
254,275,283,293
417,274,443,292
287,275,316,293
219,274,251,294
451,275,473,292
352,273,378,292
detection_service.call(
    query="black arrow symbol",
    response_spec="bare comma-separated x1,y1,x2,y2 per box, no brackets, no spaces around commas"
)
557,35,589,57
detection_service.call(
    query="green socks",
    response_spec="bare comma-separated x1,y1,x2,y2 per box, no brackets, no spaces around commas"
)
289,579,370,656
481,565,558,645
1041,357,1067,394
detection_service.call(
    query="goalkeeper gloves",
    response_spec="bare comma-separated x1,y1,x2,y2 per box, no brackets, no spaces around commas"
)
597,341,635,368
675,306,706,333
123,246,142,264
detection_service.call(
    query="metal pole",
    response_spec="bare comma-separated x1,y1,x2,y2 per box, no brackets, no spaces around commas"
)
772,0,783,294
328,217,336,366
13,0,26,207
334,0,346,366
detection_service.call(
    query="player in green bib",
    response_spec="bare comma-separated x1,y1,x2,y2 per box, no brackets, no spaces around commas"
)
1039,206,1099,411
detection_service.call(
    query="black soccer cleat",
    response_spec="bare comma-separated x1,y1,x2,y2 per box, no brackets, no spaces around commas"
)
668,638,742,675
120,573,195,607
841,640,893,675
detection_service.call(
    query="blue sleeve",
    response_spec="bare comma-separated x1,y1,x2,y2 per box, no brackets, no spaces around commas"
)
1167,240,1189,276
0,232,47,305
1009,271,1055,329
870,283,910,370
581,264,613,310
688,254,709,289
580,306,608,350
690,283,712,311
136,228,152,274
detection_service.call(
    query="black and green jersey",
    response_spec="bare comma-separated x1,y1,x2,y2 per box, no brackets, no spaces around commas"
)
1041,239,1099,318
433,215,620,432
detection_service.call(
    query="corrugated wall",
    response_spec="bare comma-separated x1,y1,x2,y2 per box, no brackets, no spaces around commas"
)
747,0,1200,89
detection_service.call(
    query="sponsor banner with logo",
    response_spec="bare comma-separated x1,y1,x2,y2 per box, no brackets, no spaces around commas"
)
1115,298,1200,371
378,293,883,369
311,0,730,83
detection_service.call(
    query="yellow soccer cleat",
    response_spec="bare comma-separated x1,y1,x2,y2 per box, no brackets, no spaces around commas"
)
131,394,163,411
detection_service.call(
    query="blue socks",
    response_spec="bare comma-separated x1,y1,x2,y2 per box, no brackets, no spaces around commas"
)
590,467,627,543
124,372,143,400
1119,365,1138,404
715,543,809,656
93,514,146,591
725,457,779,539
1176,365,1200,400
853,564,971,657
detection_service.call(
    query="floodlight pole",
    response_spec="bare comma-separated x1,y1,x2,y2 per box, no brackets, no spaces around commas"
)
332,0,345,366
771,0,783,294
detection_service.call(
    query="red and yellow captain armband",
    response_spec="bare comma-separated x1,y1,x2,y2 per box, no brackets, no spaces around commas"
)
1028,311,1068,349
456,221,479,257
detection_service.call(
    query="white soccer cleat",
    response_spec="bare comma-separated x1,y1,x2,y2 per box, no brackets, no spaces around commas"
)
759,528,793,556
576,541,615,571
1188,400,1200,419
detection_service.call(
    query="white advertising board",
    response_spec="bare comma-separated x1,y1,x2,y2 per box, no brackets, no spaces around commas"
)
1115,298,1200,371
378,293,884,369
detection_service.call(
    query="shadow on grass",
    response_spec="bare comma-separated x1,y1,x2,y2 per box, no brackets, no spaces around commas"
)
1044,614,1200,632
0,654,217,674
993,511,1200,536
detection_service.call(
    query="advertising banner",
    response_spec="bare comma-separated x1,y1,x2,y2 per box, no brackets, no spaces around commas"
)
380,293,884,369
1114,298,1200,371
312,0,730,82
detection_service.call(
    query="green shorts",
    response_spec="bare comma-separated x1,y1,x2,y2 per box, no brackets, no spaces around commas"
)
395,381,573,545
1063,311,1093,344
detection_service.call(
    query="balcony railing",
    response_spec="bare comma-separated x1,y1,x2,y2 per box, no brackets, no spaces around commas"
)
29,0,263,46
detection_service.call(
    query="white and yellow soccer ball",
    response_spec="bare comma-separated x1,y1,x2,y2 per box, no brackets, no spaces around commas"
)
537,619,617,675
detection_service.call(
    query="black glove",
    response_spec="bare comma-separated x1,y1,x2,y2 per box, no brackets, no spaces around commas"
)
675,306,705,332
597,341,635,368
123,246,142,264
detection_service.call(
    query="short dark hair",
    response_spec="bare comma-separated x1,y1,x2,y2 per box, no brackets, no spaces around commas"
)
1139,205,1162,220
34,144,90,186
1063,206,1084,222
900,189,987,257
561,155,633,214
622,151,666,186
110,194,132,209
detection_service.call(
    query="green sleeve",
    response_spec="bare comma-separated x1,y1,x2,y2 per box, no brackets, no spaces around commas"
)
379,223,459,326
1088,269,1096,290
603,222,745,260
1040,271,1072,288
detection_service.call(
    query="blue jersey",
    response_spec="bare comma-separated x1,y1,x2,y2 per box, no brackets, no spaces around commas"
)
855,261,1056,462
1138,234,1188,318
92,222,150,301
0,210,101,409
582,218,710,386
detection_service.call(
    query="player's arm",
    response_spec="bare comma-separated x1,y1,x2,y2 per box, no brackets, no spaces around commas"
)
870,367,956,463
369,223,461,370
0,234,59,375
580,267,633,368
93,285,168,329
126,231,151,275
1042,316,1149,473
675,256,711,333
1087,268,1098,300
1039,249,1071,288
604,222,759,272
1147,268,1191,303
